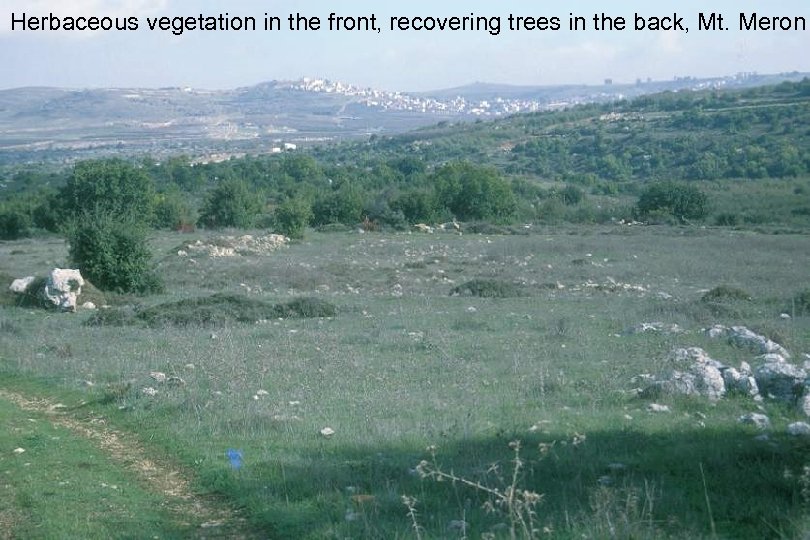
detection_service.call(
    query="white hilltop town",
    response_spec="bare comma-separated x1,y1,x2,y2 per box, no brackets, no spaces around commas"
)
283,77,568,115
280,73,782,117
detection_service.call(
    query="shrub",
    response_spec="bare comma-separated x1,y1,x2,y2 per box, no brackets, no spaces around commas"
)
273,197,312,239
450,279,525,298
560,184,585,206
60,159,156,225
66,214,162,294
311,183,366,226
153,191,196,230
636,182,708,222
272,297,336,318
701,285,753,303
0,208,31,240
715,212,740,226
199,178,262,229
433,162,516,222
792,289,810,316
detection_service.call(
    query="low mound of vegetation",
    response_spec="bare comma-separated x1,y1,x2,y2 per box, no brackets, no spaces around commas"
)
85,294,337,328
450,279,526,298
701,285,753,303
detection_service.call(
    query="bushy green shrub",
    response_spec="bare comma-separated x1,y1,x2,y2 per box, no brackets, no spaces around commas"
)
311,183,367,226
66,214,162,294
715,212,740,226
0,208,31,240
701,285,753,303
450,279,525,298
272,297,337,318
636,182,708,222
199,178,262,229
273,197,312,239
60,159,156,225
153,191,196,230
433,162,516,222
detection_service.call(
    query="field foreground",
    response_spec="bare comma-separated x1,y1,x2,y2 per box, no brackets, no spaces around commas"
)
2,226,810,538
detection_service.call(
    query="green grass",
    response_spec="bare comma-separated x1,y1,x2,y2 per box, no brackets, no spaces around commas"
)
2,227,810,538
0,392,191,538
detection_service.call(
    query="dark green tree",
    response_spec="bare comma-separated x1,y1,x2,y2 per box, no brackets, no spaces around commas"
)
636,182,708,222
273,197,312,239
60,159,156,224
199,178,263,229
66,213,162,294
433,162,516,222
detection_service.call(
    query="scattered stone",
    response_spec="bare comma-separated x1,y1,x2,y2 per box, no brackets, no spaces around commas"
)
738,413,771,430
141,387,158,397
166,376,186,387
625,322,682,335
708,325,791,358
723,366,761,400
647,403,671,413
9,276,35,294
13,447,25,455
320,427,336,438
81,301,97,310
787,422,810,437
754,360,805,402
177,250,188,257
645,348,726,401
44,268,85,312
780,313,792,320
149,371,167,383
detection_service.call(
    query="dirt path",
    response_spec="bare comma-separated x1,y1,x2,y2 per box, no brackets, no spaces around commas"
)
0,388,260,539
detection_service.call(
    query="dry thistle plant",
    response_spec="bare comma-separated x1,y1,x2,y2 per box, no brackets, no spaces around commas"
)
401,495,424,540
412,441,544,540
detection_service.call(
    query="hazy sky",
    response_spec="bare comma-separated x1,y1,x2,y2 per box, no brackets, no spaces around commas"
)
1,0,808,91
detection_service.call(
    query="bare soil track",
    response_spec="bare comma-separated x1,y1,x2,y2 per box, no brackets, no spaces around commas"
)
0,388,262,539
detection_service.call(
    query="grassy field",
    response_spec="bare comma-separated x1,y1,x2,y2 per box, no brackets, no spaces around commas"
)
2,225,810,538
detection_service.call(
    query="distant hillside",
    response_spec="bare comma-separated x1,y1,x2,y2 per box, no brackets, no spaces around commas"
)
1,72,807,165
315,77,810,183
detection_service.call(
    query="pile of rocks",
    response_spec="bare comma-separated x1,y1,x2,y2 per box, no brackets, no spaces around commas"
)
638,325,810,434
178,234,289,258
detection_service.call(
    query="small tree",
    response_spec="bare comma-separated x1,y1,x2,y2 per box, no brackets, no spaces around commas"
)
433,162,516,222
60,159,156,225
0,207,31,240
636,182,708,222
199,178,262,229
273,197,312,239
67,214,162,294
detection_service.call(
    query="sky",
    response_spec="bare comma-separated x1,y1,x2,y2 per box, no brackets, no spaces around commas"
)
1,0,809,91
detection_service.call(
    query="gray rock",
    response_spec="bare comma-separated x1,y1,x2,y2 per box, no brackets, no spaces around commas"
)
754,361,806,402
647,403,671,413
723,367,761,400
738,413,771,430
625,322,682,335
787,422,810,437
728,326,790,358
